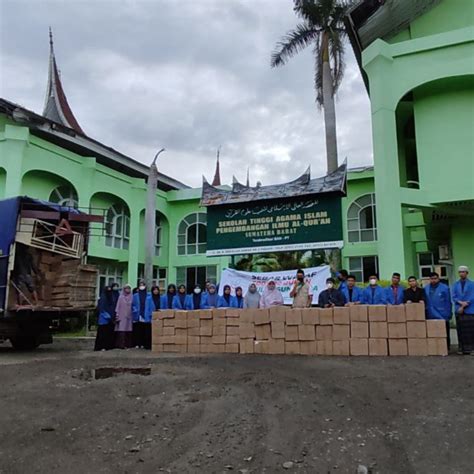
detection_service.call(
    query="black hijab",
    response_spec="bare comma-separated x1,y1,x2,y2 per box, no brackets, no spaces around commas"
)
223,285,231,304
178,285,187,306
192,286,202,309
167,284,177,309
151,286,161,310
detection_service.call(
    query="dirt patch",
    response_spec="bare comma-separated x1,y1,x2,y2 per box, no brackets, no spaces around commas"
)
0,339,473,473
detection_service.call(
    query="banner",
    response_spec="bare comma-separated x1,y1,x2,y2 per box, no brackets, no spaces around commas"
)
206,195,343,256
218,265,331,305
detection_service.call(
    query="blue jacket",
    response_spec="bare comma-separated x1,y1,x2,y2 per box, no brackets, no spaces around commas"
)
132,292,150,323
188,293,210,310
201,292,218,309
452,279,474,315
424,283,452,320
338,280,348,293
341,286,364,304
217,295,238,308
144,294,167,322
361,285,386,305
97,292,118,325
384,285,405,305
172,294,194,310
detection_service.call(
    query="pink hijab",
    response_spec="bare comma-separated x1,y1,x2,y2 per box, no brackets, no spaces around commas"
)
260,281,284,308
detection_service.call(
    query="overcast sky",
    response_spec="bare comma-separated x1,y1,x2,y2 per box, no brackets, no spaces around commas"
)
0,0,373,187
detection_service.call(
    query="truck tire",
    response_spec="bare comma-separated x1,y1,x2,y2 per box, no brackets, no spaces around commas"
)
9,336,40,351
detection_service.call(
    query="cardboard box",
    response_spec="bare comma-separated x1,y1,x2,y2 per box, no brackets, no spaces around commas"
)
200,320,213,336
350,338,369,356
333,307,350,325
152,311,161,321
158,309,175,320
225,343,240,353
351,305,369,322
388,339,408,356
319,308,333,325
387,305,406,323
316,325,333,340
369,322,388,339
163,344,181,353
254,340,270,354
163,318,175,327
300,341,318,355
226,309,240,318
186,312,200,328
285,341,301,354
254,309,270,325
239,309,254,323
333,340,350,356
174,330,187,345
317,340,333,356
367,305,385,322
212,317,226,327
155,335,175,345
162,326,175,336
212,324,226,336
285,325,299,341
212,334,226,345
408,338,428,356
298,325,316,341
405,301,426,321
239,339,255,354
388,322,407,339
226,335,240,344
200,336,212,346
199,309,213,319
174,311,188,328
427,338,448,356
351,322,369,338
269,306,286,322
151,343,163,352
406,321,427,339
268,339,286,354
239,322,255,339
226,326,240,336
187,335,200,345
213,308,227,319
301,308,319,325
426,320,447,338
333,324,350,340
369,338,388,356
255,324,271,340
226,317,240,327
188,327,200,336
286,309,302,325
271,321,285,339
187,344,200,354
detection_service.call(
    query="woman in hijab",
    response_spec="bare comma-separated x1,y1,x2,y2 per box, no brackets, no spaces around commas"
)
132,279,148,349
234,286,244,309
172,284,193,310
94,285,116,351
243,283,261,309
143,285,162,349
260,280,284,308
191,284,207,310
217,285,237,308
203,283,218,308
115,284,133,349
163,284,177,309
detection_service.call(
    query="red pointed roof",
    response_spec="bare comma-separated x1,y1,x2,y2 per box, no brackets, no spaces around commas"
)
43,28,84,134
211,148,221,186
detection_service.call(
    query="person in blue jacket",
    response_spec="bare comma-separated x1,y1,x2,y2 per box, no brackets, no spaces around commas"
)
145,285,163,319
341,274,363,305
452,265,474,354
217,285,237,308
384,272,405,305
425,271,452,352
94,284,117,351
190,284,209,310
234,286,244,308
162,284,177,310
204,284,219,308
132,279,151,349
361,274,386,305
172,284,193,310
337,269,349,293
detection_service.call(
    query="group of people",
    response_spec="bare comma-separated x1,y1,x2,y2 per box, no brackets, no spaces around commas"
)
94,265,474,355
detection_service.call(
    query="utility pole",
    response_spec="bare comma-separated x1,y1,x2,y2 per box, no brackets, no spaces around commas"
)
145,148,165,288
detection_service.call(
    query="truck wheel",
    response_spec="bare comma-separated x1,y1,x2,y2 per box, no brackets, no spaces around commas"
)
10,336,40,351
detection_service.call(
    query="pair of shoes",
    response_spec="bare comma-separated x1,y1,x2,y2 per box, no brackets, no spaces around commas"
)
135,345,140,349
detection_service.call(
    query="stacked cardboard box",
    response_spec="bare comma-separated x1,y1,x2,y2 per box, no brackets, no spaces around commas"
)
151,302,448,356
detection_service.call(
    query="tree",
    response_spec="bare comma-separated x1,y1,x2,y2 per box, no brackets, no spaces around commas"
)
271,0,352,173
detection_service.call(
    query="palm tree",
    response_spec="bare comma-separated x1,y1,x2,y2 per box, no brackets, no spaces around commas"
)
271,0,352,174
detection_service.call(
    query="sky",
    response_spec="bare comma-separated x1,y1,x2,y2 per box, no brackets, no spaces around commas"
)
0,0,373,188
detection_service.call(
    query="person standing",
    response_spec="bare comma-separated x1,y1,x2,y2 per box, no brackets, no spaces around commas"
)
234,287,244,309
115,284,133,349
191,284,207,310
341,274,363,305
94,285,116,351
12,243,40,306
143,286,162,349
336,269,349,293
172,284,193,310
260,281,284,308
290,269,312,308
452,266,474,355
404,276,425,303
384,272,405,305
318,277,345,308
203,284,218,308
243,283,260,309
424,272,452,351
132,279,148,348
217,285,237,308
361,275,386,305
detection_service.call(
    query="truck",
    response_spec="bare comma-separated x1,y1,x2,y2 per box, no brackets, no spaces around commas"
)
0,196,103,350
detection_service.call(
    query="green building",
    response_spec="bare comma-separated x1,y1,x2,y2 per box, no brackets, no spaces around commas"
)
1,0,472,290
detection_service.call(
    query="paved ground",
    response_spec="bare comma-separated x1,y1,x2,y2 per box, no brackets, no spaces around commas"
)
0,338,473,474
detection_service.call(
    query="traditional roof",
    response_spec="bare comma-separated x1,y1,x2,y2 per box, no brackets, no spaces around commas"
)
201,161,347,207
211,148,221,186
43,29,84,134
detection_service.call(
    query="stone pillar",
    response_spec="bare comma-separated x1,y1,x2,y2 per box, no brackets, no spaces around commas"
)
3,125,29,197
127,191,142,287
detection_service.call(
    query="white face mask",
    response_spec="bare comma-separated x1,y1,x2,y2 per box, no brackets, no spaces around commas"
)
194,288,201,294
327,282,334,289
139,285,146,291
369,279,377,285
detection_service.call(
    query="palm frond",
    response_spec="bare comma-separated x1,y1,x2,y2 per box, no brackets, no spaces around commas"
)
313,39,324,107
271,23,319,68
328,28,345,94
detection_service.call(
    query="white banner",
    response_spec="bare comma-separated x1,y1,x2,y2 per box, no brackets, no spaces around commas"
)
218,266,331,305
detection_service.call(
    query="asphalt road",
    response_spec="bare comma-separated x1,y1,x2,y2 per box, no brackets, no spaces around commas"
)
0,338,473,474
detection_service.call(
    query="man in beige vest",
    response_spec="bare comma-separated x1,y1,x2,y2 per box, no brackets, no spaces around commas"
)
290,269,313,308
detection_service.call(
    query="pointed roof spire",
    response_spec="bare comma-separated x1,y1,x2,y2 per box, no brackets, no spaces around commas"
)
211,146,221,186
246,167,250,187
43,27,84,134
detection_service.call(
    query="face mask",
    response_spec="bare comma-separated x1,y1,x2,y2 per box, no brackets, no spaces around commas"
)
297,275,304,281
194,288,201,294
327,282,334,289
139,285,146,291
369,279,377,285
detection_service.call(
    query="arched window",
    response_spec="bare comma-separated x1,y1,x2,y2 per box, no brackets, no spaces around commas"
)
49,185,78,208
155,213,162,257
347,193,377,242
177,213,207,255
105,204,130,250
